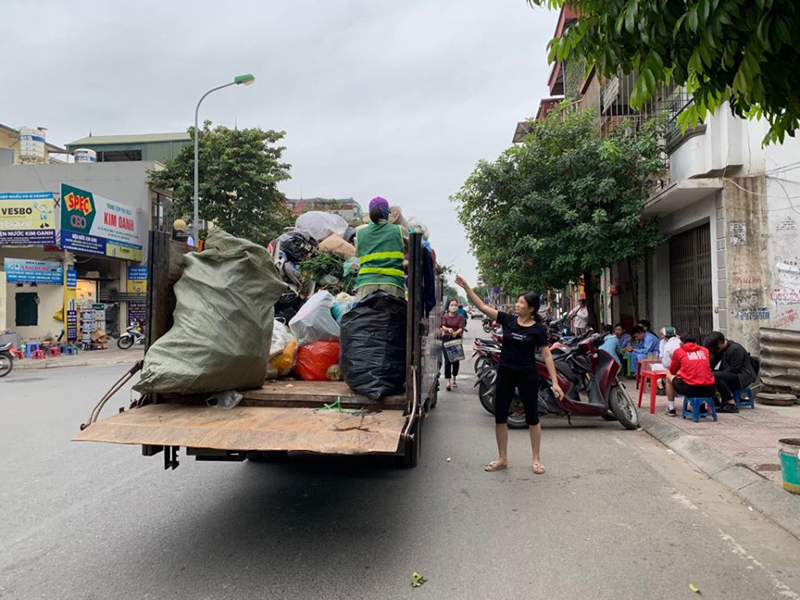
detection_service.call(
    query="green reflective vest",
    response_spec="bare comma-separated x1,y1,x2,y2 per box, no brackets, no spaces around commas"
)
355,221,405,290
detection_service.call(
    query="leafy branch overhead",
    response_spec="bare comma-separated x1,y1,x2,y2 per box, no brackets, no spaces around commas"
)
452,107,665,321
148,122,294,246
528,0,800,144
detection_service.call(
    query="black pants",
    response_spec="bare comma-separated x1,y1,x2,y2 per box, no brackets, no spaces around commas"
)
714,371,743,402
494,366,540,426
444,353,460,379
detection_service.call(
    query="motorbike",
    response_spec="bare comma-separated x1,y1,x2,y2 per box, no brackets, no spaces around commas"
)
482,318,500,334
475,333,639,430
0,342,13,378
117,321,146,350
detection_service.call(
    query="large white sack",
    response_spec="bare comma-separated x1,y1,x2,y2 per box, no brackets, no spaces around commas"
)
295,211,349,244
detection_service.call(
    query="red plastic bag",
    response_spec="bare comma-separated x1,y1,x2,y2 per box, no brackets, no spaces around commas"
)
293,341,341,381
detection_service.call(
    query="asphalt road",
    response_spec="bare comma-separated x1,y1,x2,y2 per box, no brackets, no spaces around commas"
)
2,337,800,600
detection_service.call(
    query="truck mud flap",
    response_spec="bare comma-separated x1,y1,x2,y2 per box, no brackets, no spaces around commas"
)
72,404,407,455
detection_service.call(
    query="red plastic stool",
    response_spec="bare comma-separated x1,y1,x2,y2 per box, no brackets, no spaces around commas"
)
9,345,24,360
31,349,45,360
47,346,60,357
637,370,666,414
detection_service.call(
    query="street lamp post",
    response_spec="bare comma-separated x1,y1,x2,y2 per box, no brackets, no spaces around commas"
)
193,73,255,243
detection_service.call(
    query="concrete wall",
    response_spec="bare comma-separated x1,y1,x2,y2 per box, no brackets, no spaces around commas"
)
670,106,744,181
722,177,770,353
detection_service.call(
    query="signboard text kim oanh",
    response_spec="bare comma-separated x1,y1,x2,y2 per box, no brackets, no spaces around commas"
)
60,184,144,262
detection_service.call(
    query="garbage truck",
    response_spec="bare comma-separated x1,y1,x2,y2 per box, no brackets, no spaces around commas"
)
73,231,442,468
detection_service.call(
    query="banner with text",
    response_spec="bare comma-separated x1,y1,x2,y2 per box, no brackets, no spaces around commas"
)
60,184,144,262
126,265,147,294
0,192,57,246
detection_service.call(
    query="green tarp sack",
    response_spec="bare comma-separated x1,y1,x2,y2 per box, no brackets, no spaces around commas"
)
134,229,287,395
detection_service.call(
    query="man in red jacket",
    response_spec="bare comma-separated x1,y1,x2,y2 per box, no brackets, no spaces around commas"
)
665,333,717,417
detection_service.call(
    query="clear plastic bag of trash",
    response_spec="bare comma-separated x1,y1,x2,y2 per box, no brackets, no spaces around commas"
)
207,391,243,410
289,291,340,346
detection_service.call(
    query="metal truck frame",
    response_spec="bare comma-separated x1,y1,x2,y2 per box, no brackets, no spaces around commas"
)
74,231,442,469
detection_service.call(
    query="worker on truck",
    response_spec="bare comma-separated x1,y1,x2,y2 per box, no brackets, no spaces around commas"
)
354,196,409,300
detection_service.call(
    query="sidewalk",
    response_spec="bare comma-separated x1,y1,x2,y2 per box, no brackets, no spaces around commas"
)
13,345,143,371
629,384,800,539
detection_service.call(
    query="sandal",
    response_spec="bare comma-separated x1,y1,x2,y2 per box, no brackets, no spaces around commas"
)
452,380,458,389
484,460,507,472
532,462,546,475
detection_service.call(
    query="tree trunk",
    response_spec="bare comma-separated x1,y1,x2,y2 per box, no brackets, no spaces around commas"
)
583,270,600,331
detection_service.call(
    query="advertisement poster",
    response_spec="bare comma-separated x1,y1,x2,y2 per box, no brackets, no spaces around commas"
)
128,300,147,325
4,258,64,284
0,192,56,246
60,184,144,262
66,310,78,342
126,265,147,294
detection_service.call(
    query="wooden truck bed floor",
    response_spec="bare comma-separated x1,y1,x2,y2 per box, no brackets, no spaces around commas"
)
73,382,408,455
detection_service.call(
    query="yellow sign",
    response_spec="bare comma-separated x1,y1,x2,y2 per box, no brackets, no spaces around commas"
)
0,192,56,245
127,279,147,294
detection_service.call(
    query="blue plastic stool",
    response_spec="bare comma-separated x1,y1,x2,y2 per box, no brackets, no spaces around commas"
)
62,345,78,355
682,397,718,422
24,342,41,358
733,388,755,409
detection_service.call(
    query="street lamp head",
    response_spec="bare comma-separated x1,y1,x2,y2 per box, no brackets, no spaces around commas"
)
234,73,255,86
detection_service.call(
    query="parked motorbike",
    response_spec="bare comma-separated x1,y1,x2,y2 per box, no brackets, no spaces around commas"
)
474,333,639,430
117,322,145,350
0,342,13,378
482,318,500,333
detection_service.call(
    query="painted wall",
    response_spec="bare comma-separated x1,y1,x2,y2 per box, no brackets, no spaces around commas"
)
669,106,744,181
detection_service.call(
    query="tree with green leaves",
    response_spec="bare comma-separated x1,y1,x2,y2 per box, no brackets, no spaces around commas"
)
148,122,294,246
529,0,800,144
452,107,665,327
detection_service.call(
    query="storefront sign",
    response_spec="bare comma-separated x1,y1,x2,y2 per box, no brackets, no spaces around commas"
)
60,184,144,262
66,309,78,342
128,300,147,325
0,192,57,246
2,258,76,286
4,258,63,284
127,265,147,294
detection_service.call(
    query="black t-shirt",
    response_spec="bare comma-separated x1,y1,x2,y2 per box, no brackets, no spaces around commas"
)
497,311,548,371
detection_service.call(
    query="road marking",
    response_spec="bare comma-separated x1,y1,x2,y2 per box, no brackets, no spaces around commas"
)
671,492,700,511
719,530,800,599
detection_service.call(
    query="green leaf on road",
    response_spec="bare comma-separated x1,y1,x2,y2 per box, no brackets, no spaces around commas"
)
690,582,701,594
411,572,427,588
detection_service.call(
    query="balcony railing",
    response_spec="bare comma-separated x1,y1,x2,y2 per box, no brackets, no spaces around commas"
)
599,75,694,141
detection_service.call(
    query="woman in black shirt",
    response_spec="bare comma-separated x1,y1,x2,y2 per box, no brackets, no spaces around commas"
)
456,275,563,474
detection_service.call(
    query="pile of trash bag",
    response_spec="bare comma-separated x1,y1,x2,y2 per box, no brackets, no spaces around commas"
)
135,229,287,394
339,292,407,400
289,291,340,346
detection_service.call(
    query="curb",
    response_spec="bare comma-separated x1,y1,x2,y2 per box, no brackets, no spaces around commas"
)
639,411,800,540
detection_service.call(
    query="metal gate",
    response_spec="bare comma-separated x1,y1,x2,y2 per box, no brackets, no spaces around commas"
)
670,223,713,338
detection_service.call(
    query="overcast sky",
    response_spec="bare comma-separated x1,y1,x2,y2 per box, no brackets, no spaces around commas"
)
1,0,557,283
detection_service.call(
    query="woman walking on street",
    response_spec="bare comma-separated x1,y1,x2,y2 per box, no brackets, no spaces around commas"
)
442,299,467,391
455,275,563,474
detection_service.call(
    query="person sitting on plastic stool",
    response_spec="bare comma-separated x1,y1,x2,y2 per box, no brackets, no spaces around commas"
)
665,332,716,417
705,331,757,414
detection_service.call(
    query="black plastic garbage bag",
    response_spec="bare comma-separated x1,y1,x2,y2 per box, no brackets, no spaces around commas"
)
340,292,407,400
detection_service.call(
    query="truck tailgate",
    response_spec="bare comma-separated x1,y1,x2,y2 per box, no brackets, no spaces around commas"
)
72,404,407,455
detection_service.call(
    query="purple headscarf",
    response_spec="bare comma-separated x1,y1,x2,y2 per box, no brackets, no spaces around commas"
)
369,196,390,220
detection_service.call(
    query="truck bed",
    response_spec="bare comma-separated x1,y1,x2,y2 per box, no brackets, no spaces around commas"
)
73,402,407,455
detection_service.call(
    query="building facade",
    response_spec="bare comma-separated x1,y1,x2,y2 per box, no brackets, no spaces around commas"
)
0,161,171,342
